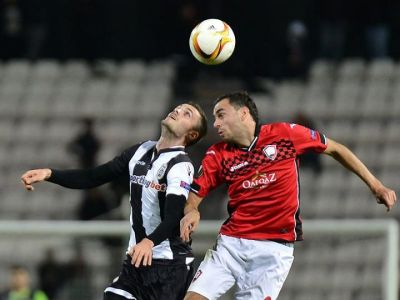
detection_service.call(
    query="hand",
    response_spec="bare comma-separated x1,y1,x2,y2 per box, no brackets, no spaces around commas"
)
128,238,154,268
180,209,200,242
20,169,52,191
373,184,397,212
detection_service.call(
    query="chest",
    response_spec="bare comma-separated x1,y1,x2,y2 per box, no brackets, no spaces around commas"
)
128,150,170,194
220,139,296,181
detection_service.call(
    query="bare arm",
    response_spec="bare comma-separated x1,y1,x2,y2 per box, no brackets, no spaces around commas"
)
180,192,204,242
324,138,397,211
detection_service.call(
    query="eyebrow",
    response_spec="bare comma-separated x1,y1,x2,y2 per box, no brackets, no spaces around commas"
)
214,108,224,115
181,106,195,117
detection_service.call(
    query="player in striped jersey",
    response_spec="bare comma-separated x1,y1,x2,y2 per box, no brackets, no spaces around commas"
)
180,91,397,300
21,102,207,300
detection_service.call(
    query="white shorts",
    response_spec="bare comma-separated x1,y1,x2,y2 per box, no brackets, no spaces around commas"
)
188,234,294,300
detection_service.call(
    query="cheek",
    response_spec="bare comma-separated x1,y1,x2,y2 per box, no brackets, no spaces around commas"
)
182,120,194,132
223,119,235,129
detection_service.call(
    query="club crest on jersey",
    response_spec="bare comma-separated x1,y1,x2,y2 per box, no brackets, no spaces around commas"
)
263,145,277,160
156,164,168,179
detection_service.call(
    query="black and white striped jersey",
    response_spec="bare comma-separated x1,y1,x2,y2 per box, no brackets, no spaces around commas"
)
49,140,195,260
126,141,194,259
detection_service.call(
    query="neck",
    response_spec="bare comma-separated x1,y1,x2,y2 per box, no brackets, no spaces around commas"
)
156,128,185,151
233,122,257,147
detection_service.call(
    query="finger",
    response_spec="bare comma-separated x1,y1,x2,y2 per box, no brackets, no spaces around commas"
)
192,222,199,231
180,220,189,240
183,227,191,242
21,171,32,181
143,252,150,266
180,225,188,241
131,248,139,265
135,252,143,268
21,179,35,191
23,177,36,185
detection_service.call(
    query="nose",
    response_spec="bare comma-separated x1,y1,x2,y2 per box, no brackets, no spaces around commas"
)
213,119,220,128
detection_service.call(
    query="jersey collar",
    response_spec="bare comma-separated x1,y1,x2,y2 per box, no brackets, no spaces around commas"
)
149,145,185,168
232,124,261,152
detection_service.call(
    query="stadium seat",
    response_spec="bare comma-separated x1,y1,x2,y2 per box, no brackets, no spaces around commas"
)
331,82,362,118
117,60,146,81
366,59,394,81
31,60,61,83
309,59,334,81
337,59,365,82
2,60,31,82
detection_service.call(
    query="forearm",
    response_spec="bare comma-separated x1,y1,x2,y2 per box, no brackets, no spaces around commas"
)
147,194,186,245
184,192,203,215
325,140,380,191
48,163,119,189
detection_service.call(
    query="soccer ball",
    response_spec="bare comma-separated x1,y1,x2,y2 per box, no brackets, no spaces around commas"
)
189,19,235,65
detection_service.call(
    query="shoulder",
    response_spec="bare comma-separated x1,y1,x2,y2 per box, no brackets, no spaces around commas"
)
169,152,193,166
205,142,228,156
122,140,156,157
259,122,292,136
33,290,49,300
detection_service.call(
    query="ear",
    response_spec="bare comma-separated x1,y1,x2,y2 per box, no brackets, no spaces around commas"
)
188,130,199,141
186,130,199,145
240,106,249,121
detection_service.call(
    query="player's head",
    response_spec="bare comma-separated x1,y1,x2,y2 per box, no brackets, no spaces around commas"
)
9,265,30,290
162,102,207,147
213,91,259,142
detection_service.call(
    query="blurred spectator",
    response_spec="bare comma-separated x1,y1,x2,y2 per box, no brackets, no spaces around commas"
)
285,20,309,79
292,112,323,174
348,0,391,59
22,0,49,60
68,117,100,169
69,0,107,64
77,188,111,221
37,249,65,299
316,0,348,61
0,0,25,59
0,265,48,300
61,243,92,300
361,0,391,59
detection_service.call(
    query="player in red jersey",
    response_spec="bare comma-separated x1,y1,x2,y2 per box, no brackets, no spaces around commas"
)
180,91,397,300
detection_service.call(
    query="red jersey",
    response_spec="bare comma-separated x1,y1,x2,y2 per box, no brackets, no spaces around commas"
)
191,123,327,241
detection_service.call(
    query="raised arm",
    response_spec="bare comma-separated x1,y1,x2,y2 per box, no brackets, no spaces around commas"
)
323,138,397,211
180,192,204,242
21,161,125,191
21,146,137,191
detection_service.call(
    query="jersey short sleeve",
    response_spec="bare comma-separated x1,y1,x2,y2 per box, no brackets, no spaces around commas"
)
166,161,194,197
286,123,327,155
191,146,223,198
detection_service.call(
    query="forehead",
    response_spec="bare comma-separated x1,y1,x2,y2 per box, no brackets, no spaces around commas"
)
178,104,201,118
213,98,234,114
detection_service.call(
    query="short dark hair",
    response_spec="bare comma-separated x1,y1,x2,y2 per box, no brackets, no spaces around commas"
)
186,102,208,147
214,91,259,126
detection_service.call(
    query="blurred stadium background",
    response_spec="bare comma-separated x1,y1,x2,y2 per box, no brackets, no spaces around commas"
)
0,0,399,299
